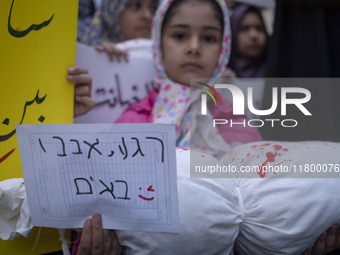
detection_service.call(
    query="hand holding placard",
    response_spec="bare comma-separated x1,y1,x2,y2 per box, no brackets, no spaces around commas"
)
16,123,179,233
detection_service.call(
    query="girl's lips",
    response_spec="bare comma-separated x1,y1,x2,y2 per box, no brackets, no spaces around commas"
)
248,44,261,50
182,63,202,70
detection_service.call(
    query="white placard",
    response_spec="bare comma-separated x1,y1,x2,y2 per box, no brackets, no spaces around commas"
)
16,123,179,233
74,40,156,123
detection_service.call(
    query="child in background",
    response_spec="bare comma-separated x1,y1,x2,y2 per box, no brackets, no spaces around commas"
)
77,0,97,41
80,0,159,61
229,4,268,78
116,0,262,158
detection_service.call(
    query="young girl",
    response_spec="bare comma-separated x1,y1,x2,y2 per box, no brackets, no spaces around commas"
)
80,0,159,61
74,0,257,253
116,0,262,158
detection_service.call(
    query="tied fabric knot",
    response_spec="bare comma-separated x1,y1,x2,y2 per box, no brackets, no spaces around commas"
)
0,178,33,240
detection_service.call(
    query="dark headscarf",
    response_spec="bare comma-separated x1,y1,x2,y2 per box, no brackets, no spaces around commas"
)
229,4,268,78
260,0,340,143
266,0,340,77
77,0,96,41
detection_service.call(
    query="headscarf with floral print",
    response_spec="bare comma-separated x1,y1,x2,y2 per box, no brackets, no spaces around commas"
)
151,0,233,158
80,0,129,45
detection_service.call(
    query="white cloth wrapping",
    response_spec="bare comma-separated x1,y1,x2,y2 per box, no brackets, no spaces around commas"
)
0,178,70,255
120,141,340,255
220,141,340,255
0,178,33,240
117,149,242,255
3,141,340,255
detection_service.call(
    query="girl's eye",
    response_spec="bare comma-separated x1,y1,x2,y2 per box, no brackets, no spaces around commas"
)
240,26,250,32
129,3,141,10
149,5,158,14
173,32,186,41
203,35,216,43
255,25,265,32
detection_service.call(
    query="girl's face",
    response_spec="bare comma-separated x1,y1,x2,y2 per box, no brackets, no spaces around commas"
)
120,0,158,40
237,11,266,58
161,2,223,86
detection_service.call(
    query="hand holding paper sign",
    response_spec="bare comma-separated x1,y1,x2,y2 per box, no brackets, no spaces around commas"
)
67,66,96,117
16,123,179,233
74,40,156,123
76,213,123,255
302,225,340,255
95,42,129,63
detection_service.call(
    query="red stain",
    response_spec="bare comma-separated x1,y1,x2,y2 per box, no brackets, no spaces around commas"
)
258,152,278,178
273,145,289,152
201,155,205,157
267,152,277,162
254,143,291,178
273,145,282,151
247,153,250,157
0,148,15,164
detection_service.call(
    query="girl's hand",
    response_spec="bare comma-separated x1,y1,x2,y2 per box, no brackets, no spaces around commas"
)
67,66,95,117
77,213,123,255
302,225,340,255
95,42,129,62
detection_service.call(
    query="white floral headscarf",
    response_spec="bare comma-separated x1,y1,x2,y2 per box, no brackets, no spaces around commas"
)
151,0,232,158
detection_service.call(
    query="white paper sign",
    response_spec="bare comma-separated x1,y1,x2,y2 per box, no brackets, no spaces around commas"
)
16,124,179,233
74,40,156,123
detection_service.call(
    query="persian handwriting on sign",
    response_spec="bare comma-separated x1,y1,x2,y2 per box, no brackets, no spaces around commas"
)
94,74,154,109
74,42,156,124
8,0,54,37
0,90,46,142
0,90,46,164
16,124,179,232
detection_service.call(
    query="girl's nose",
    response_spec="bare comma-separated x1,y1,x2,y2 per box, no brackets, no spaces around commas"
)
187,37,201,56
141,7,153,20
249,27,260,38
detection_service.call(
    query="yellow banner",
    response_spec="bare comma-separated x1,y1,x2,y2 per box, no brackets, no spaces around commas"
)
0,0,78,253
